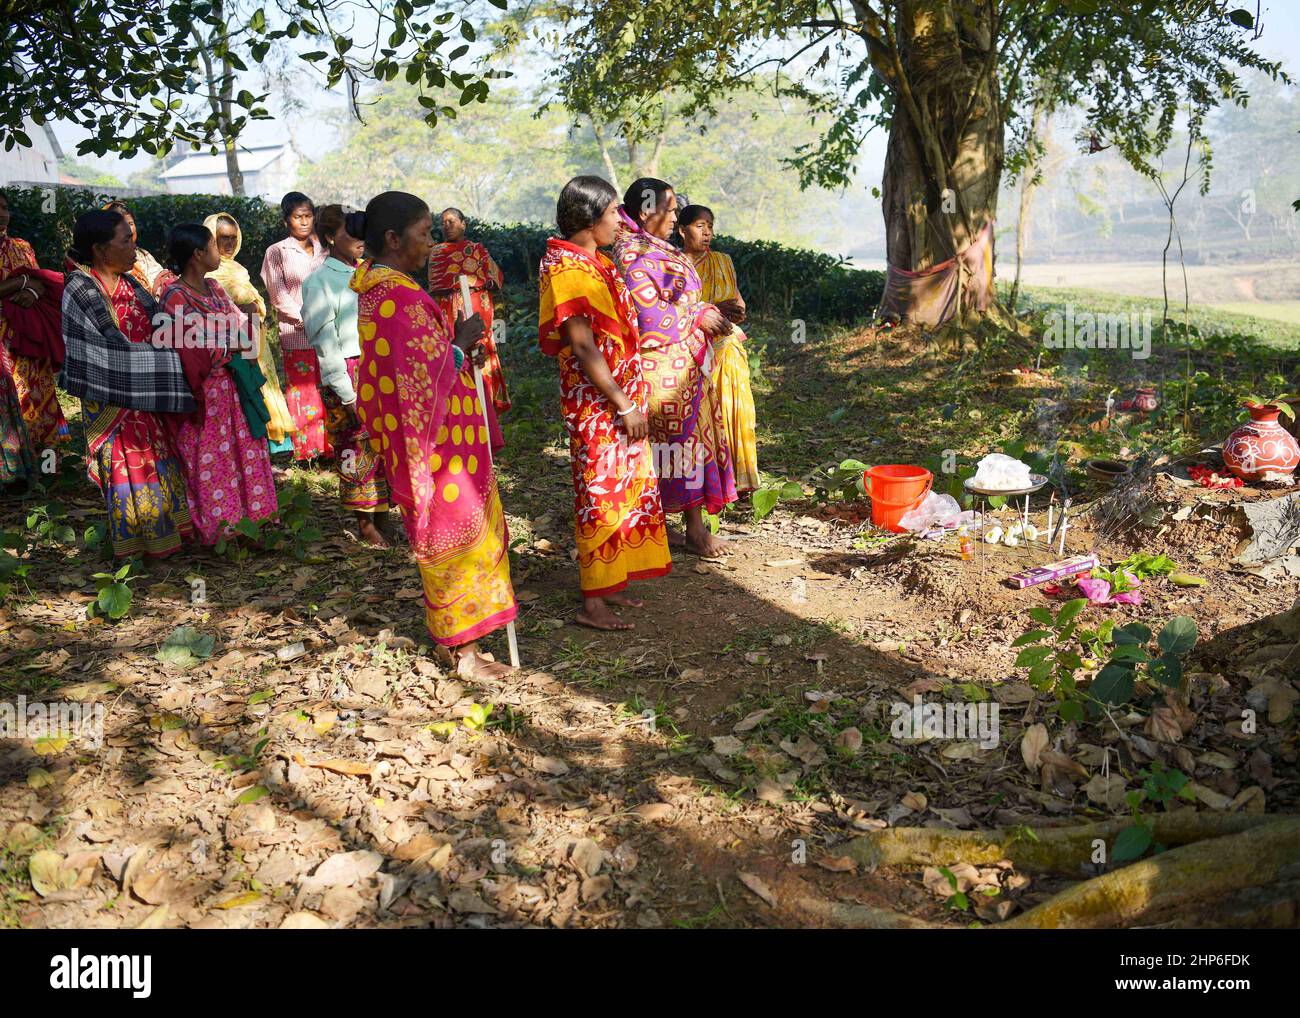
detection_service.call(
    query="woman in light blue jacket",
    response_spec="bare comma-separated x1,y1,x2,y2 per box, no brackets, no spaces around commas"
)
302,205,390,546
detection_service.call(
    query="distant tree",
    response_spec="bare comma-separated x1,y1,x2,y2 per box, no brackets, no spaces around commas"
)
57,157,125,189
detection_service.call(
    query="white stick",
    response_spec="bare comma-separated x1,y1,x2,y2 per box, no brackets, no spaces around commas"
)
459,273,520,670
1057,498,1071,556
1046,501,1054,544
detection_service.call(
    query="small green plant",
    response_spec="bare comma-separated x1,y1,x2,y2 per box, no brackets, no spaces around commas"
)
938,867,970,912
24,502,77,548
214,492,324,562
1110,552,1177,580
86,560,141,620
1242,391,1297,419
1089,616,1198,710
1014,606,1199,719
1012,598,1091,722
751,479,806,522
1112,761,1197,863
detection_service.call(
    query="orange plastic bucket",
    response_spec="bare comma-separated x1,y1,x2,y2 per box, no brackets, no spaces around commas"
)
864,464,933,532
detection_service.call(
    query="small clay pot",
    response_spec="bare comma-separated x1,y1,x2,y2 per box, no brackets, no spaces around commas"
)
1086,458,1132,486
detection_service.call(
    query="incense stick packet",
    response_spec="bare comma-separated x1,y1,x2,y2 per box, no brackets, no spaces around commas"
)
1008,554,1100,589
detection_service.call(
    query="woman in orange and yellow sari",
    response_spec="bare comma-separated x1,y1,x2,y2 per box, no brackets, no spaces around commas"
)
539,176,671,631
427,208,509,439
0,189,69,456
347,193,516,679
677,204,759,494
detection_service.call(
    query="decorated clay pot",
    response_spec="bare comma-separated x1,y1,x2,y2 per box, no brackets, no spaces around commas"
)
1134,386,1158,412
1222,404,1300,482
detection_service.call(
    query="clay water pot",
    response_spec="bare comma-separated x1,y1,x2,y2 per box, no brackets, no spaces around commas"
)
1086,458,1132,487
1222,403,1300,483
1134,386,1158,412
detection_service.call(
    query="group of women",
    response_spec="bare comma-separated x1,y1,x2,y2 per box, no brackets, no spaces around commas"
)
0,173,759,668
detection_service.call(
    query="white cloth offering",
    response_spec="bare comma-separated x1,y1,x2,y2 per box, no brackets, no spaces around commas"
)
972,453,1033,491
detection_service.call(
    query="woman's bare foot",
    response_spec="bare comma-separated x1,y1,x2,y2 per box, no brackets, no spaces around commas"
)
454,644,514,681
605,591,644,609
684,506,729,558
576,596,634,631
667,529,687,547
356,512,390,548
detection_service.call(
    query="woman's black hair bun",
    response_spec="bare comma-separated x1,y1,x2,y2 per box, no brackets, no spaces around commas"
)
344,211,367,242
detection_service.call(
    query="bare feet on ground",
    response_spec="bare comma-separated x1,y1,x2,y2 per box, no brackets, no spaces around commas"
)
576,596,635,631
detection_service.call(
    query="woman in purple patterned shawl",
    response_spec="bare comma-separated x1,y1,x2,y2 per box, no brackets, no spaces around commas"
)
612,177,736,558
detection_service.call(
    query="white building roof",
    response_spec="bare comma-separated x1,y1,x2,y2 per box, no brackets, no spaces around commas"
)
161,143,289,180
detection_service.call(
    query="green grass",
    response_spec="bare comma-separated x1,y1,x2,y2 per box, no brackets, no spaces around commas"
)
1209,301,1300,326
1009,284,1300,349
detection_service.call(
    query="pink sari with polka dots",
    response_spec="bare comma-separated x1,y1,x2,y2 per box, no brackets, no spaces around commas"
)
349,260,516,647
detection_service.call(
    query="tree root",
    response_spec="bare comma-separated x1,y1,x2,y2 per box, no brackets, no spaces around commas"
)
998,818,1300,929
795,896,938,929
843,812,1284,876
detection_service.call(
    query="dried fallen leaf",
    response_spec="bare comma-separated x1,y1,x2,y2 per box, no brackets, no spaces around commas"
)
531,755,570,776
310,758,373,777
1020,723,1049,773
29,851,78,897
738,871,776,907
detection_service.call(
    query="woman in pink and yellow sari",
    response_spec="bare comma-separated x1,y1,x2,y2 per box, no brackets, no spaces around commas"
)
347,193,516,679
612,177,736,558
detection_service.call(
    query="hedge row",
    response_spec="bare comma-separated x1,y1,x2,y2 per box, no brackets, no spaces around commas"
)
1,186,882,324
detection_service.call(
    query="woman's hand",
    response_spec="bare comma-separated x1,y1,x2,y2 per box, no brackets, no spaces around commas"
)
21,275,46,300
471,344,487,369
717,298,746,324
343,401,362,429
699,305,732,337
618,406,649,441
453,310,485,353
212,347,233,368
10,285,38,309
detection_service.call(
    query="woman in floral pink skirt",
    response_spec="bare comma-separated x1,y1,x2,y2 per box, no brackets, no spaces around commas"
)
160,223,278,544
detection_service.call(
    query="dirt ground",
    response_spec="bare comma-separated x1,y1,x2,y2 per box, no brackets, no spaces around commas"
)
2,322,1297,929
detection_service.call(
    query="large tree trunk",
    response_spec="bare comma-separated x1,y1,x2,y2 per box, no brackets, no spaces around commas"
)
876,1,1004,326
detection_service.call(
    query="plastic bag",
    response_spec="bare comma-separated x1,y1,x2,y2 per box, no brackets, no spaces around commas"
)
898,492,963,532
972,453,1032,491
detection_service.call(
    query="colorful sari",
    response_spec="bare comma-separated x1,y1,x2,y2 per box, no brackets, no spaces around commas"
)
351,261,517,646
428,239,510,421
323,358,389,513
538,239,672,597
694,249,758,493
612,208,736,514
80,270,192,557
0,343,35,485
204,212,296,449
159,279,278,545
0,235,69,452
261,235,329,460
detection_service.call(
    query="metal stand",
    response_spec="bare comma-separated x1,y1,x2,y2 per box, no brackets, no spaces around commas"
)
964,474,1050,576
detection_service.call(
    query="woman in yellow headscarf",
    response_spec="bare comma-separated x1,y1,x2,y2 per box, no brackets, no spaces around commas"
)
203,212,296,453
677,204,759,494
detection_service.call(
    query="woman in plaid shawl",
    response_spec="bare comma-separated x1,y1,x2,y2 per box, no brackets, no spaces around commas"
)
60,210,196,558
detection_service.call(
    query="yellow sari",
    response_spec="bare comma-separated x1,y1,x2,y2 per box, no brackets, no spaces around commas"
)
203,212,296,445
694,250,759,493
